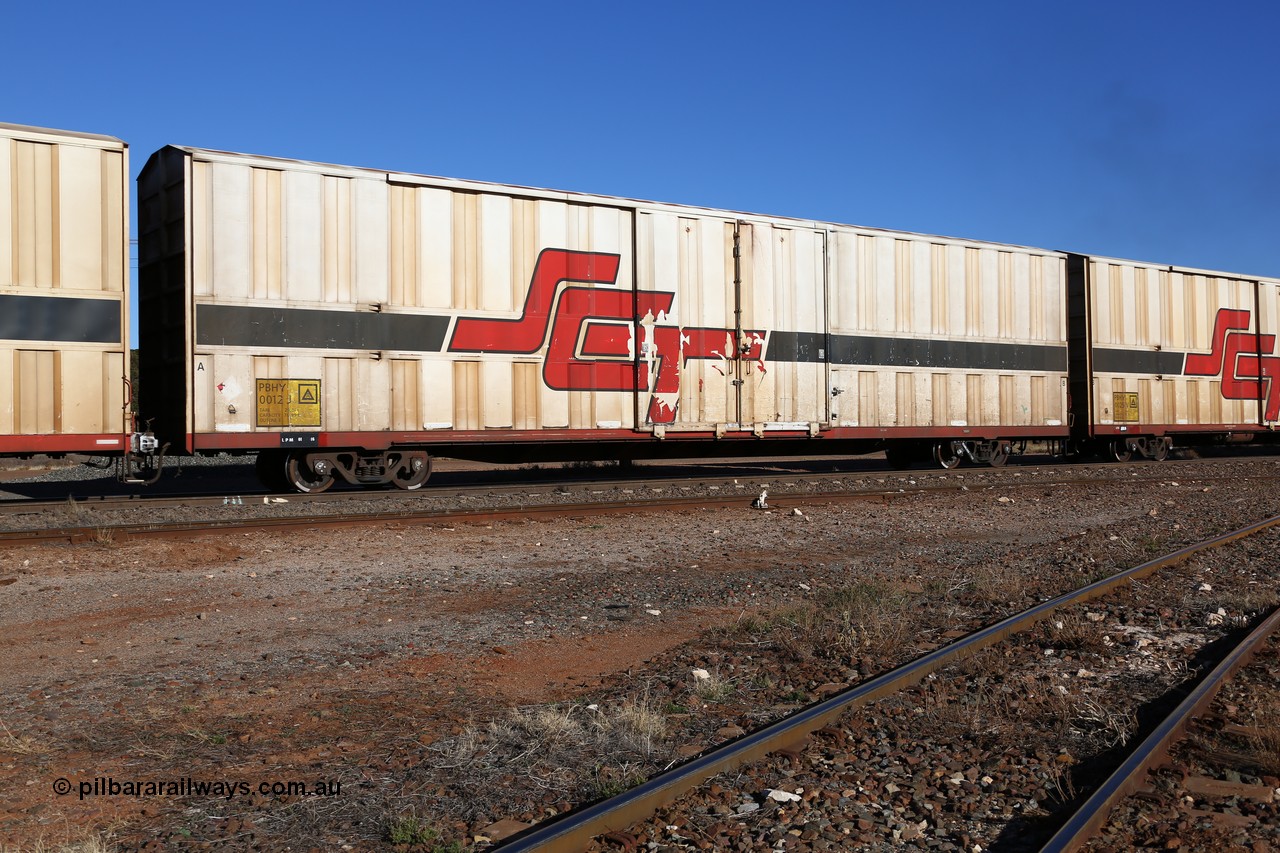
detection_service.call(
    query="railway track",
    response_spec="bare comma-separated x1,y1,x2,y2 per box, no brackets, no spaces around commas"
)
483,515,1280,852
1,456,1276,546
0,449,1267,509
1044,605,1280,851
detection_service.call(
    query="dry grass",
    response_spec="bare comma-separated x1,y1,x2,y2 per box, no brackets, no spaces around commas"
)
1043,612,1112,655
950,646,1015,680
439,691,672,790
606,697,668,756
918,658,1131,757
770,579,920,662
1040,759,1078,806
382,813,466,850
917,682,1018,737
1070,695,1136,748
59,494,84,525
586,762,648,800
707,579,925,666
2,832,120,853
689,669,736,703
1247,703,1280,776
1198,585,1280,624
429,696,671,817
956,560,1033,606
0,718,47,755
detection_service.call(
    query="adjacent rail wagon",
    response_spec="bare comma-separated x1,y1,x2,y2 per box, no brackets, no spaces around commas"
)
1067,254,1280,462
0,123,132,457
137,145,1072,491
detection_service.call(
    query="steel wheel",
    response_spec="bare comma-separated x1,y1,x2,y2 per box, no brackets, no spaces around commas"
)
1149,438,1170,462
390,452,431,490
1110,439,1133,463
932,441,962,469
285,454,335,493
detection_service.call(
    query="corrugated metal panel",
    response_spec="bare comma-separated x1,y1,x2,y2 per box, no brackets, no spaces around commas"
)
323,357,354,431
633,213,829,432
7,347,119,436
636,211,732,427
17,350,56,433
176,146,639,438
1088,258,1264,429
183,146,1067,260
390,359,420,431
740,222,826,427
827,228,1067,430
0,132,126,293
1258,282,1280,427
0,124,128,444
454,361,480,431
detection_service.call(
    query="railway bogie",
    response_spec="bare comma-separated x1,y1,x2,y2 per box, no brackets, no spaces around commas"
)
253,448,433,493
1102,435,1171,464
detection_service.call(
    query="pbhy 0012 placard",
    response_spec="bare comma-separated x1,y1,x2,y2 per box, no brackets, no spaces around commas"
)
256,379,321,427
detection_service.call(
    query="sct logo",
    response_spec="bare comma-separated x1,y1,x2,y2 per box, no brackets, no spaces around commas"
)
447,249,764,424
1184,308,1280,421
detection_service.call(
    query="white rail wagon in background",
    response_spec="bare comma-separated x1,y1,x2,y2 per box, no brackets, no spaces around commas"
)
136,145,1073,491
0,123,130,457
1068,253,1280,461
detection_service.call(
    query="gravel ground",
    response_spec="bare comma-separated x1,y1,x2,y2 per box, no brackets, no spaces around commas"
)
0,450,1273,532
1082,630,1280,853
0,454,1278,851
593,520,1280,853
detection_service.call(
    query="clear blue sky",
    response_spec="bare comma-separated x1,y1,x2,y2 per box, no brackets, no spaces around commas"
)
4,0,1278,340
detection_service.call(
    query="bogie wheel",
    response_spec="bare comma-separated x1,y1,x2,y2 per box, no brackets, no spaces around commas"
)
285,454,335,494
932,441,963,469
1110,439,1134,463
390,452,432,490
1149,438,1170,462
254,450,291,492
988,442,1010,468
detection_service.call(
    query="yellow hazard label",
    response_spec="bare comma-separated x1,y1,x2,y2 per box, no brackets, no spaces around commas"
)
1113,391,1140,423
256,379,321,427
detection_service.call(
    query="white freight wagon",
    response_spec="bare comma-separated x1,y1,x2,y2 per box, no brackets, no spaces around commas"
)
1068,253,1280,460
0,122,130,456
138,145,1071,490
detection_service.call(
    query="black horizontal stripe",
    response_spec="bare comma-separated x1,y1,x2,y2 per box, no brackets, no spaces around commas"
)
767,331,1067,372
196,304,450,351
1091,348,1187,375
766,331,827,363
0,294,121,344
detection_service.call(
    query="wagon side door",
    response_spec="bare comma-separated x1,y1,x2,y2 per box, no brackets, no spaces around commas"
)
633,211,739,430
736,221,828,431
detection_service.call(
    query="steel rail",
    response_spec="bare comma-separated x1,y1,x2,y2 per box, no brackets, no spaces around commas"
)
0,465,1011,514
1039,604,1280,853
0,488,921,547
0,462,952,515
491,513,1280,852
0,465,1269,545
0,456,1264,518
